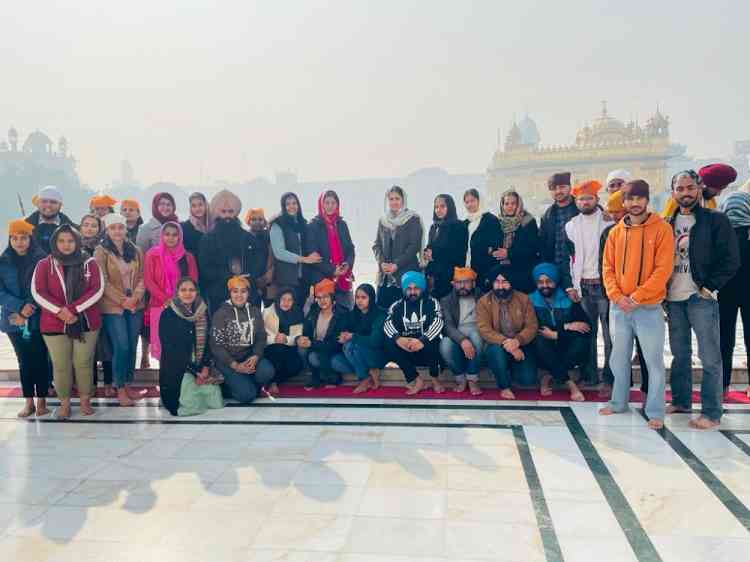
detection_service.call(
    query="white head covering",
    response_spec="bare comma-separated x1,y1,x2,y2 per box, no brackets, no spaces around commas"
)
605,170,632,186
37,185,63,203
103,213,127,228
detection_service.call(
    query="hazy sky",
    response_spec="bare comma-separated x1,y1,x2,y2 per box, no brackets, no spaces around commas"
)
2,1,747,187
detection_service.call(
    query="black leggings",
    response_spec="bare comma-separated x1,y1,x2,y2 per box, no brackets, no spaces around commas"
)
384,338,440,383
719,293,750,388
8,331,50,398
535,336,589,383
264,343,304,384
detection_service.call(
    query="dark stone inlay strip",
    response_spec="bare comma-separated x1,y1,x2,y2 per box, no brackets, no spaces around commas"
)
560,408,663,562
513,425,564,562
720,430,750,457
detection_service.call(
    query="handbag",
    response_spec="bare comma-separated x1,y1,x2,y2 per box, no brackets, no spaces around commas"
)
177,373,224,416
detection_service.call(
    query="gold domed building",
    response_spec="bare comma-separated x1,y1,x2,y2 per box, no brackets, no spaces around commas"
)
486,103,686,213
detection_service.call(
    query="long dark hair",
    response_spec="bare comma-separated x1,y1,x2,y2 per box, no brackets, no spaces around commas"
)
432,194,458,223
273,192,306,233
348,283,379,336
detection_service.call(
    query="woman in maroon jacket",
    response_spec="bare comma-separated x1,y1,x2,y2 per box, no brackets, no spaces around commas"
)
32,224,104,419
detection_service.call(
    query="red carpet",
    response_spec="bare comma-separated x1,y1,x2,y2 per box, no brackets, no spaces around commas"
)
1,385,749,404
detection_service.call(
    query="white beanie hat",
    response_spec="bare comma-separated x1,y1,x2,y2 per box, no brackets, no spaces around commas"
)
103,213,126,228
37,185,63,203
605,170,632,186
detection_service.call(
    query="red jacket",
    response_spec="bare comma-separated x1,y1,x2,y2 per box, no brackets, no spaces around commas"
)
143,250,198,310
31,255,105,334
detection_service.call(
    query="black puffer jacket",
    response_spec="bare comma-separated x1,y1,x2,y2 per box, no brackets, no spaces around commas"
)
665,206,739,293
304,216,355,285
425,220,468,299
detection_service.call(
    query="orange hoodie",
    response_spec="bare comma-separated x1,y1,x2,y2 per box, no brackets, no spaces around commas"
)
602,212,675,305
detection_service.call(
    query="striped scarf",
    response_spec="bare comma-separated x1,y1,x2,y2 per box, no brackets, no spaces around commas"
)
168,297,208,365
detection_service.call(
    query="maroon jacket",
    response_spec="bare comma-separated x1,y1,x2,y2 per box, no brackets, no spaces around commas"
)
31,255,105,334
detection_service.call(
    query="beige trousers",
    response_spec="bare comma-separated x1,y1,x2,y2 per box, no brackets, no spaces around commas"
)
43,330,99,399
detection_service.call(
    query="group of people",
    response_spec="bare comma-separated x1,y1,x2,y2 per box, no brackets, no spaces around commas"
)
1,162,748,429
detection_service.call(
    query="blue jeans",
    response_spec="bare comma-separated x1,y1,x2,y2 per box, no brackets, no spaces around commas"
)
299,348,343,387
667,295,723,421
439,329,483,382
332,341,386,381
102,310,142,388
608,304,666,421
580,282,613,384
484,343,537,390
216,358,275,404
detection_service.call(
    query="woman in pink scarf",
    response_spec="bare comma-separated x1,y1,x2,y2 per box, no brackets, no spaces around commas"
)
306,190,356,309
144,222,198,359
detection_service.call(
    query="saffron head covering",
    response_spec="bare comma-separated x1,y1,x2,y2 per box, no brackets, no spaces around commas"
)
606,191,625,213
8,219,34,237
532,262,560,284
314,278,336,296
227,275,250,290
120,198,140,210
698,163,737,189
452,267,477,282
90,194,117,209
401,270,426,292
244,208,265,224
571,180,602,198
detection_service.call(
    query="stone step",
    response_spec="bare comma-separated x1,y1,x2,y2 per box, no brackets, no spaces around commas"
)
0,367,747,385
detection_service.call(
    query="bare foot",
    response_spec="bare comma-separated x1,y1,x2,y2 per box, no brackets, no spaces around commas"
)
369,369,381,390
599,406,616,416
353,378,372,394
688,416,720,430
455,380,468,393
127,388,146,400
406,378,427,395
57,402,71,420
80,398,94,416
746,386,750,399
468,381,483,396
567,381,585,402
540,374,553,397
431,378,446,394
104,385,116,398
118,388,135,407
17,400,35,418
36,399,50,417
666,404,691,414
324,384,338,389
499,388,516,400
268,383,280,396
598,383,612,399
648,419,664,430
303,386,315,391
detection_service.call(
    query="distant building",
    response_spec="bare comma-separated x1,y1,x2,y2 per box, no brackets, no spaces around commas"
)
486,103,686,214
0,127,79,185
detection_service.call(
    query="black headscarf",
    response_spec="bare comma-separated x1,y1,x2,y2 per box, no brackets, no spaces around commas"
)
4,236,43,292
347,283,379,336
101,232,138,263
274,286,304,334
432,194,458,224
272,192,306,234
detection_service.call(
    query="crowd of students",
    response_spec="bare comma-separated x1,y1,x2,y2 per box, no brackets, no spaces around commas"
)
1,163,748,429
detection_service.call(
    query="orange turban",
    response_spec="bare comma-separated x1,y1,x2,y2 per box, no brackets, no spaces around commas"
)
244,208,265,224
31,195,39,208
606,191,624,213
227,276,250,290
120,198,140,210
453,267,477,282
571,180,602,198
90,194,117,208
314,278,336,297
8,219,34,236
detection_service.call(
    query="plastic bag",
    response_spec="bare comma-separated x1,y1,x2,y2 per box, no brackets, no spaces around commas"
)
177,373,224,416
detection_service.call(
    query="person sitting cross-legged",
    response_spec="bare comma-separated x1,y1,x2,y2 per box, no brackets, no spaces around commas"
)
384,271,445,395
476,265,538,400
439,266,484,395
210,276,275,404
530,262,588,401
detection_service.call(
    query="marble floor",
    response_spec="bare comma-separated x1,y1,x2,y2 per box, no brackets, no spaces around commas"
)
0,395,749,562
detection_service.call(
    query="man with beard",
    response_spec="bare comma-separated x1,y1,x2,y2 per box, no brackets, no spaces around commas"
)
439,267,484,395
600,180,674,430
530,262,588,401
384,271,445,395
664,170,739,429
662,163,737,217
564,180,614,387
245,208,274,306
25,186,75,255
539,172,578,290
198,190,255,313
477,265,538,400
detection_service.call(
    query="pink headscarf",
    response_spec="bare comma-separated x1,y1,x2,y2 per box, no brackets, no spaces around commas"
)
154,221,186,298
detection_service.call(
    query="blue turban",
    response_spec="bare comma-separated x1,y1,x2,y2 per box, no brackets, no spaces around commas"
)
401,270,426,292
532,262,560,284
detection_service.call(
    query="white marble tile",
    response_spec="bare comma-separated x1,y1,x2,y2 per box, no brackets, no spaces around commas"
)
345,516,445,557
86,457,230,483
0,503,49,536
271,484,364,516
253,514,353,552
649,535,750,562
158,506,268,549
444,521,545,561
293,461,372,487
217,460,302,487
357,488,445,519
444,489,535,524
0,477,80,506
557,534,639,562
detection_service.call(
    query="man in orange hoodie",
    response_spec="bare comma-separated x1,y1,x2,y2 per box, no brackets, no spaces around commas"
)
599,180,675,429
